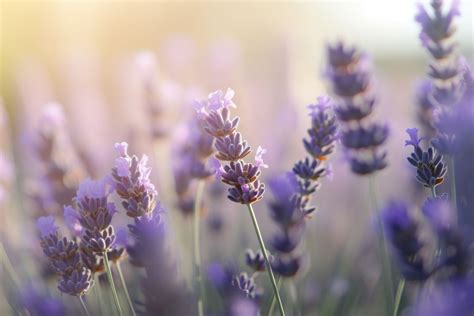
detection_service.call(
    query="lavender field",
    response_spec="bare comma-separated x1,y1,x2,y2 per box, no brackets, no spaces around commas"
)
1,0,473,315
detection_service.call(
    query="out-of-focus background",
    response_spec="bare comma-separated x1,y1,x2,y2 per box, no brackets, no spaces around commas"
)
0,0,473,315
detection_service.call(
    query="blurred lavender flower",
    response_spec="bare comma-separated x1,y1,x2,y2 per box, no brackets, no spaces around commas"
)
232,272,261,299
171,118,215,216
207,263,260,315
405,128,447,190
422,195,469,278
245,249,266,272
28,103,86,217
196,89,266,205
409,276,474,316
19,285,66,316
325,42,388,175
127,209,193,315
381,201,429,281
37,216,94,296
135,51,168,139
415,0,467,155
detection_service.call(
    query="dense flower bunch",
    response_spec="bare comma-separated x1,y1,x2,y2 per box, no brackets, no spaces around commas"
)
267,97,337,279
325,42,388,175
37,216,94,296
195,89,267,204
112,142,158,218
415,0,467,154
65,178,118,255
172,118,215,215
207,263,259,315
405,128,447,191
381,202,429,281
29,104,85,217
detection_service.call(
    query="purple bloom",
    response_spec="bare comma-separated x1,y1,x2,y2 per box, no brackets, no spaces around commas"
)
406,133,447,188
36,216,58,237
422,194,453,233
208,156,223,180
63,206,83,236
381,201,429,281
112,142,158,218
254,146,268,169
405,128,423,148
114,141,129,157
325,42,387,175
207,88,236,111
245,249,266,272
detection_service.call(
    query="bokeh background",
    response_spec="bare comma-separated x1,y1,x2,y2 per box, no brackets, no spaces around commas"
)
0,0,473,315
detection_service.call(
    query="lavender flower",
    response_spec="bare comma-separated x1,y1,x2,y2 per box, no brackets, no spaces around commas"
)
196,89,266,205
405,128,447,189
415,0,467,155
171,118,215,216
28,103,86,218
381,202,429,281
112,142,157,218
422,195,469,277
19,285,66,316
68,177,117,253
127,210,193,315
245,249,266,272
232,272,261,299
325,42,388,175
37,216,94,296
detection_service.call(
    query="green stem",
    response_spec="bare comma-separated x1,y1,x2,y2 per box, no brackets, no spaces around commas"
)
288,279,300,316
94,273,104,315
393,278,405,316
268,276,283,316
369,176,394,311
448,157,457,222
78,296,91,316
103,252,124,316
193,180,206,316
246,204,285,316
116,262,137,316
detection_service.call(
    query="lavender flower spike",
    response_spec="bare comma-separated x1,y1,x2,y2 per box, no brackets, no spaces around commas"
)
112,142,157,218
37,215,58,237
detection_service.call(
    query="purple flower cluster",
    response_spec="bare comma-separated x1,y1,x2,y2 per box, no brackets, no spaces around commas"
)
112,142,158,218
37,216,94,296
325,42,388,175
382,195,469,284
405,128,447,190
268,97,338,278
65,177,117,254
172,119,215,215
196,89,267,205
415,0,468,154
381,202,429,281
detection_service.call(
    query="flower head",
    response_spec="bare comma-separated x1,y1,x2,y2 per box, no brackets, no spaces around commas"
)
254,146,268,169
37,216,58,237
405,128,424,148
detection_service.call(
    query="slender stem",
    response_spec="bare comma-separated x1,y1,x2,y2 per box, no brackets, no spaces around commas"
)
369,176,394,311
431,186,437,198
193,180,206,316
392,278,405,316
448,157,458,222
103,252,124,316
116,262,137,316
288,279,300,316
246,204,285,316
268,276,283,316
94,273,104,315
78,296,91,316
